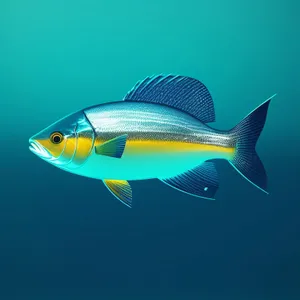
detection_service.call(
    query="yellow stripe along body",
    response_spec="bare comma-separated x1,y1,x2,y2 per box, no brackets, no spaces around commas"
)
122,140,235,155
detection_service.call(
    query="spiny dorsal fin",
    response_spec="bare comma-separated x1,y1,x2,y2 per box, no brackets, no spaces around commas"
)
123,74,215,123
103,179,132,208
95,134,127,158
160,162,219,200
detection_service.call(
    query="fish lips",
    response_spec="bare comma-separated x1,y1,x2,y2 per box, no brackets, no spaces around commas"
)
29,139,52,160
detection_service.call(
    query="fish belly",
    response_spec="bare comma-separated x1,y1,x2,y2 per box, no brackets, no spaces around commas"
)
69,147,229,181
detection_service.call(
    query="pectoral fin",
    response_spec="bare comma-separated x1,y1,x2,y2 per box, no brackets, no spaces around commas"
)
95,134,127,158
103,179,132,208
160,162,219,200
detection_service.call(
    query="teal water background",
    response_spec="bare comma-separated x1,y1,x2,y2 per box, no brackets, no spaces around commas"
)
1,1,300,299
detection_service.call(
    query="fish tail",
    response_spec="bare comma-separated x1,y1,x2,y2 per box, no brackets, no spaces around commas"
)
229,94,276,193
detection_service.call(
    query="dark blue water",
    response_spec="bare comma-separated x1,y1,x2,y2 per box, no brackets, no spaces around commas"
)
1,1,300,299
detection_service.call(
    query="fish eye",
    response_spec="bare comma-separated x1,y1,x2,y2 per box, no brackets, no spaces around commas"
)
50,132,64,144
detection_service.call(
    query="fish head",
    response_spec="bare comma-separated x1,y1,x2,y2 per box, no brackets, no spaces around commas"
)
29,110,95,169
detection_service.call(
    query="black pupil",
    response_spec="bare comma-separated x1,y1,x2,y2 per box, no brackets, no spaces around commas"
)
53,135,61,143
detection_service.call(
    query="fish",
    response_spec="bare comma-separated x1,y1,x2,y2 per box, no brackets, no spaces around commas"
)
29,74,274,208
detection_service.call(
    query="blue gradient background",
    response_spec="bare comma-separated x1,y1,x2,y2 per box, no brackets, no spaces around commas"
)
1,1,300,299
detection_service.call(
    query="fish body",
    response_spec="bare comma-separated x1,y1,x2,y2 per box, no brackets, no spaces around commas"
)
29,75,273,207
75,101,234,181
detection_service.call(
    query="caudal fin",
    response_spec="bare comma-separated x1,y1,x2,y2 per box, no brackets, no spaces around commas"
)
230,95,275,193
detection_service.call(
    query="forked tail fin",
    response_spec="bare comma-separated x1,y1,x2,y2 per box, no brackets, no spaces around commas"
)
229,95,275,193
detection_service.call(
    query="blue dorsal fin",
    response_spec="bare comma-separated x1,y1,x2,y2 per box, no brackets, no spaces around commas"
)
160,162,219,200
123,74,215,123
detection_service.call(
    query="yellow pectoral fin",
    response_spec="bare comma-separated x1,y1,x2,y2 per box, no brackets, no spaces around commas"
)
103,179,132,208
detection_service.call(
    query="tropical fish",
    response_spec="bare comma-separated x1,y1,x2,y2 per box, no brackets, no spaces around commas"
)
29,75,274,207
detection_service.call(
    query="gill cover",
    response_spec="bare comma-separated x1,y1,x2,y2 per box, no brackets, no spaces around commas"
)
68,114,95,169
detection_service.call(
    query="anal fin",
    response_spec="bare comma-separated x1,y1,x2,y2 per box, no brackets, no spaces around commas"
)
103,179,132,208
160,162,219,200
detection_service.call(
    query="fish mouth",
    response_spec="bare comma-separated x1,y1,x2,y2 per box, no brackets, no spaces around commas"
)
29,140,51,159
